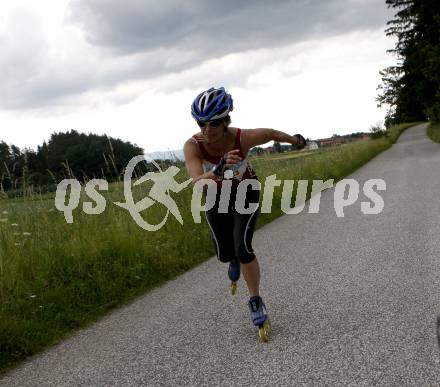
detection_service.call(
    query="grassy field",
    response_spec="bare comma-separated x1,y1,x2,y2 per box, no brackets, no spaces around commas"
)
0,122,419,373
427,122,440,143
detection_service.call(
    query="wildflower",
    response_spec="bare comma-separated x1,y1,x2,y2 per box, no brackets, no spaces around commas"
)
11,223,18,227
14,243,20,246
2,211,8,214
23,232,31,236
30,295,37,298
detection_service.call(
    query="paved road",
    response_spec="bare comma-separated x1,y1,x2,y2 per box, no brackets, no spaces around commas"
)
1,123,440,385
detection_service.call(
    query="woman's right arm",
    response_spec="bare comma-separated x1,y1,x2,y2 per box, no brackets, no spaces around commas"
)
183,139,217,184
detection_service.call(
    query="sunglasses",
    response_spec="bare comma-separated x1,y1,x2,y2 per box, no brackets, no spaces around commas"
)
197,118,224,129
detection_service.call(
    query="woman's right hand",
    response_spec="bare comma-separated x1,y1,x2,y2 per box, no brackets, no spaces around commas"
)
223,149,242,166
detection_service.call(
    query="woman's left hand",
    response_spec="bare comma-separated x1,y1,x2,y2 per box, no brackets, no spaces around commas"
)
293,134,306,149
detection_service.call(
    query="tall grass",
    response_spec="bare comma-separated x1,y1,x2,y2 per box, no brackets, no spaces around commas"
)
427,122,440,143
0,123,418,373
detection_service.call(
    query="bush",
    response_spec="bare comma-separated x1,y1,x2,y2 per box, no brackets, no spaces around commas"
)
425,99,440,124
369,123,388,139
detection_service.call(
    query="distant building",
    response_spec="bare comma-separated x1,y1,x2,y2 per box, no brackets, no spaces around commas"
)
306,141,319,150
317,138,339,147
264,146,275,154
316,134,369,148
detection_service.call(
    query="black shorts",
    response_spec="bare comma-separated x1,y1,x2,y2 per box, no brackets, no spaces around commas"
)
204,180,260,264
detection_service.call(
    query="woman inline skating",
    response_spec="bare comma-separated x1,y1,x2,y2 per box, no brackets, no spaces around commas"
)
183,87,306,341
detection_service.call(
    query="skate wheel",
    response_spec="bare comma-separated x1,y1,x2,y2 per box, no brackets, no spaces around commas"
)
264,319,272,334
231,281,237,295
258,326,269,342
258,320,271,342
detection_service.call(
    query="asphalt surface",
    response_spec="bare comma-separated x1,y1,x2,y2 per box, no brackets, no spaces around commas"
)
1,123,440,386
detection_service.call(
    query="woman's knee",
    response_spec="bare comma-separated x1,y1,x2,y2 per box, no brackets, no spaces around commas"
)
237,247,256,264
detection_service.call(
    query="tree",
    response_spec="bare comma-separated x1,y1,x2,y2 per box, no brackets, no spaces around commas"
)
377,0,440,125
44,130,144,182
273,141,282,153
0,141,12,190
0,130,145,192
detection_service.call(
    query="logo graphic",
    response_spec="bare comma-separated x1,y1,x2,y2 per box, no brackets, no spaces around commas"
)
54,156,387,231
114,155,192,231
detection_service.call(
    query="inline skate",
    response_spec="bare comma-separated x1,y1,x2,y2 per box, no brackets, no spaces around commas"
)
248,295,271,342
228,258,240,295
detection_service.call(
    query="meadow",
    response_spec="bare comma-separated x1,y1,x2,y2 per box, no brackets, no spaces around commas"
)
0,123,419,373
427,122,440,143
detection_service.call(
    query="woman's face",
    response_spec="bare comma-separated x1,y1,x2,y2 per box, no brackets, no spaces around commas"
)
199,118,226,142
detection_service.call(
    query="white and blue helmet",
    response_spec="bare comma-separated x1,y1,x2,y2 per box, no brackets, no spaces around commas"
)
191,87,233,122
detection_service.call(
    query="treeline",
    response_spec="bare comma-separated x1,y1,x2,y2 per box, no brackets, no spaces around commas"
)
0,130,148,194
331,132,367,138
377,0,440,127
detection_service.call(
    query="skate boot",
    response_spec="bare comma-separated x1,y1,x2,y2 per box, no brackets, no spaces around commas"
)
228,258,240,295
248,296,271,342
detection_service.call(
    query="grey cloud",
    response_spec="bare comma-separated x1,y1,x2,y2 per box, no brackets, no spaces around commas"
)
1,0,390,110
0,43,198,109
69,0,388,55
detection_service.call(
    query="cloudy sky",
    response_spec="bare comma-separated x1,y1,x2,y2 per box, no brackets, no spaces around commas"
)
0,0,395,154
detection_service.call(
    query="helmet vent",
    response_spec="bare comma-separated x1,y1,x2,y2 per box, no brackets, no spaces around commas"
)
207,92,215,105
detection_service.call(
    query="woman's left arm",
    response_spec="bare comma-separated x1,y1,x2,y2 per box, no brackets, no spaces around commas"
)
241,128,305,153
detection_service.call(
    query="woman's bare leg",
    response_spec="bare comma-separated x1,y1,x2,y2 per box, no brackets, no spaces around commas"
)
241,258,260,297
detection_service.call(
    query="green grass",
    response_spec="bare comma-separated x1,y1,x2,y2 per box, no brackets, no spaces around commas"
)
0,122,419,373
260,150,318,161
427,122,440,143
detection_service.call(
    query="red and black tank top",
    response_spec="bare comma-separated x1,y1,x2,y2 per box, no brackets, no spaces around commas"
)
191,128,257,185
